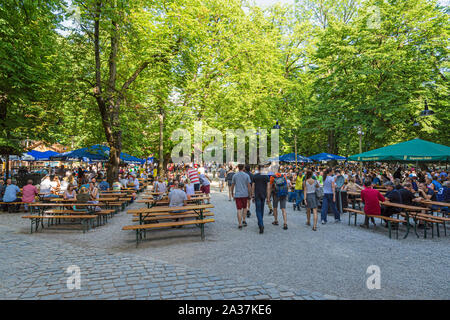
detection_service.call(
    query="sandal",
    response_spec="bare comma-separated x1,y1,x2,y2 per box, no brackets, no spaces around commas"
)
283,224,288,230
306,221,311,226
312,226,317,231
272,221,279,226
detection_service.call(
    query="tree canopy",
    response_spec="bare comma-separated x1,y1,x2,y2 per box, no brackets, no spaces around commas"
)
1,0,448,176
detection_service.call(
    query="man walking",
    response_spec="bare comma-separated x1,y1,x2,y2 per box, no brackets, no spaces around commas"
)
294,169,304,210
269,170,290,230
244,164,254,218
217,165,227,192
231,164,252,229
252,165,270,234
186,164,200,192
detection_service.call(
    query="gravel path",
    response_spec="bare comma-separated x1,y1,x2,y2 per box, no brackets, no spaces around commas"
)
1,181,449,300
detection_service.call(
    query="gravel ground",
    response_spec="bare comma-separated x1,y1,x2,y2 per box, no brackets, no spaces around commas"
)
1,181,449,300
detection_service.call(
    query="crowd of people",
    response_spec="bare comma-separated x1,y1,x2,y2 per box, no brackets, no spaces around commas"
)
1,160,449,236
154,162,449,234
0,163,156,211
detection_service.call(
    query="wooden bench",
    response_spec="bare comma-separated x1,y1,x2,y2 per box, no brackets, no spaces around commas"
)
123,218,215,246
132,212,214,223
399,211,449,238
22,215,97,233
44,209,115,225
343,208,406,239
0,202,27,213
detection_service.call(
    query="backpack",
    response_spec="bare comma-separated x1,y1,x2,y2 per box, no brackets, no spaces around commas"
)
274,175,288,197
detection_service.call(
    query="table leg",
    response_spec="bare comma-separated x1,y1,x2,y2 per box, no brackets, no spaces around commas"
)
403,212,410,239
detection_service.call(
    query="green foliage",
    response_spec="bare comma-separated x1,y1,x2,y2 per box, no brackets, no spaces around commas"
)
1,0,448,162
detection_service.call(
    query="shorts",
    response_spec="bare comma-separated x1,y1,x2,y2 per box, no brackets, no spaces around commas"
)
272,194,287,209
235,197,248,210
219,178,225,182
200,185,210,194
194,183,200,191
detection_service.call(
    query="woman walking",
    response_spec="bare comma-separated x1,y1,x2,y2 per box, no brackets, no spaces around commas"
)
320,168,341,224
304,171,319,231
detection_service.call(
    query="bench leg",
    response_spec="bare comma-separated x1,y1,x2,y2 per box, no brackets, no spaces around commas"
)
135,229,140,247
388,221,392,239
200,223,205,241
436,223,440,238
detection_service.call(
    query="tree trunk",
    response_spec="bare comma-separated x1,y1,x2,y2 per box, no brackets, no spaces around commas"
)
158,107,164,177
327,130,338,154
5,154,9,180
107,140,121,185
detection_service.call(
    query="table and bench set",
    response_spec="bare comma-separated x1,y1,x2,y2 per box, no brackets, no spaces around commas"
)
16,189,136,234
122,191,215,246
344,191,449,239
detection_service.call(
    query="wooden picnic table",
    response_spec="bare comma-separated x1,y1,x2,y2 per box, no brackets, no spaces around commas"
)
137,196,210,209
419,200,449,207
128,203,214,225
381,201,428,239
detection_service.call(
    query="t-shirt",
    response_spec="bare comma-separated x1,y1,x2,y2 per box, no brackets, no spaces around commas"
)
295,175,304,191
112,182,122,191
98,181,110,191
432,180,442,190
426,188,436,201
253,173,269,199
361,187,385,215
155,182,166,193
119,179,128,188
385,189,402,204
3,184,20,202
40,179,51,194
436,187,450,202
185,184,195,196
323,175,335,194
232,171,251,198
398,188,415,205
226,172,235,182
245,171,254,184
199,174,210,186
218,168,226,178
169,189,187,207
187,168,200,184
22,184,38,203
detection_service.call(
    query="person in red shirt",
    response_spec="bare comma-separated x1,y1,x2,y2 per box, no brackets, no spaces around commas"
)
360,180,385,228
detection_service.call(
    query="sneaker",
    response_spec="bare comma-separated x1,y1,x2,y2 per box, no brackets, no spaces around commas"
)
259,226,264,234
293,204,296,211
335,219,341,223
321,220,326,225
268,209,273,215
247,211,251,218
242,221,247,227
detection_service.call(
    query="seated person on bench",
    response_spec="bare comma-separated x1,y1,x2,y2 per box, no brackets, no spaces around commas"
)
436,181,450,215
2,179,21,211
73,187,90,212
169,181,188,226
22,179,38,212
360,179,385,229
381,181,402,229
